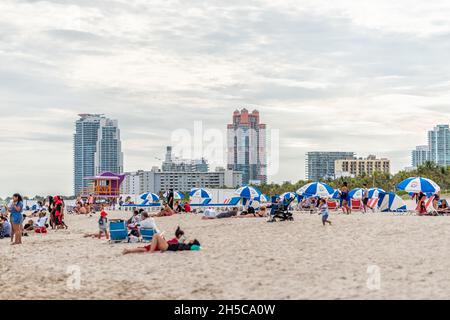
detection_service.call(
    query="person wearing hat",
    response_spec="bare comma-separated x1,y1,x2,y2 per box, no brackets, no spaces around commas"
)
98,206,109,240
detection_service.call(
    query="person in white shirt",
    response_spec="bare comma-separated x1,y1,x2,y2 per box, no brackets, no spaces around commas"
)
138,211,160,234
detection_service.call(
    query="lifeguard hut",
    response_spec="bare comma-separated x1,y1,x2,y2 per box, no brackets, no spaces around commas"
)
81,172,125,202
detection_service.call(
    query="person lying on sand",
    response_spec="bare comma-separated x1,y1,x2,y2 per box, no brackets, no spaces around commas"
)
233,206,268,218
122,227,199,255
202,207,238,219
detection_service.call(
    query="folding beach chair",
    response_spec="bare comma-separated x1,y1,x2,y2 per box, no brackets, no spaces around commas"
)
109,220,129,243
140,228,155,243
425,196,438,215
367,198,379,211
351,199,362,211
327,200,338,211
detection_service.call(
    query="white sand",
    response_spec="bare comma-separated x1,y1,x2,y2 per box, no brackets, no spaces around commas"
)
1,210,450,300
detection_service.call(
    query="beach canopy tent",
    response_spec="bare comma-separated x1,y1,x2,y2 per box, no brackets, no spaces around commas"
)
189,188,212,199
235,186,262,199
378,192,407,212
397,177,440,194
297,182,335,198
368,188,386,199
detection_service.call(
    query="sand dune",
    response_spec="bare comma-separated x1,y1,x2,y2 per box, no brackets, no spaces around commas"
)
1,210,450,300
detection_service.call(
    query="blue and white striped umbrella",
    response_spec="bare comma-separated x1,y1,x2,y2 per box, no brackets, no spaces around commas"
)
280,192,297,202
140,192,159,203
349,188,364,200
255,194,270,203
368,188,386,199
296,182,335,198
189,188,212,199
164,190,185,200
235,186,262,199
331,190,341,199
397,177,440,194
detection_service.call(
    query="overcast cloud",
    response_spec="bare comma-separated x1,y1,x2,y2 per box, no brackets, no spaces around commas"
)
1,0,450,197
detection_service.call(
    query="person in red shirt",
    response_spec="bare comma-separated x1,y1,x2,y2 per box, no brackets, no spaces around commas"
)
183,202,191,213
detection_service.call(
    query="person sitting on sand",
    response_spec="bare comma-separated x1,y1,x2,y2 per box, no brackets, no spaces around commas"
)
183,201,191,213
138,211,160,234
0,216,12,239
319,198,332,226
234,206,268,218
24,219,35,232
153,203,175,217
122,227,199,255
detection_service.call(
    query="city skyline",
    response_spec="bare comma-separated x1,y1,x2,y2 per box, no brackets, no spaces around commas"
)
2,0,450,197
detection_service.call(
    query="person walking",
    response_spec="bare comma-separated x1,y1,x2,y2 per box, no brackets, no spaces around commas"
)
8,193,24,245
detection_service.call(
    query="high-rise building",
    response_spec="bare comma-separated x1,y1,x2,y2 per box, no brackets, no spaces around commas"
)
74,114,123,195
94,118,123,176
305,152,355,181
227,108,267,185
411,145,430,168
428,125,450,166
335,155,391,178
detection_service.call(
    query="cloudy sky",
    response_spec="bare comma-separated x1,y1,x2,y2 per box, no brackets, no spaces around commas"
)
1,0,450,197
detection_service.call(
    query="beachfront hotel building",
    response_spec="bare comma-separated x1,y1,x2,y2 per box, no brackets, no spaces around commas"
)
121,168,243,195
305,152,355,181
411,145,430,168
428,125,450,166
227,108,267,185
334,155,391,178
162,146,209,173
73,114,123,195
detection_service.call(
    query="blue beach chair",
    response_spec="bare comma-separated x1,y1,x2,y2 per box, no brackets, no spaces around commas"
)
109,220,128,243
140,228,155,243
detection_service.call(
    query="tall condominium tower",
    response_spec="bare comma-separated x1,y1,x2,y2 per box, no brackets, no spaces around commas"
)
74,114,123,195
227,108,267,185
428,125,450,166
411,145,430,168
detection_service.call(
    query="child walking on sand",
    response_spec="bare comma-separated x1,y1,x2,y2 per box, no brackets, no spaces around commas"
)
319,199,332,226
98,207,109,240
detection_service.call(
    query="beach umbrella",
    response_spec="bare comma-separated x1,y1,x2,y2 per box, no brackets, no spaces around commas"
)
331,190,341,200
348,188,364,200
296,182,335,198
139,192,159,203
255,194,270,203
163,190,184,200
368,188,386,199
235,186,262,199
280,192,297,202
378,192,407,213
397,177,440,194
189,188,212,199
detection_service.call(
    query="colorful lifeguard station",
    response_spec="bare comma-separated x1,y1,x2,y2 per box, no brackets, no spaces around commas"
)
81,172,125,201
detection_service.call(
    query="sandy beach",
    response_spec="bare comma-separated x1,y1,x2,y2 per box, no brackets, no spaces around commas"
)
1,209,450,300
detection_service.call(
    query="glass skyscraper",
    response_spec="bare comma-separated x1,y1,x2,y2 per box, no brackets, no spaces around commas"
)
428,125,450,166
74,114,123,195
